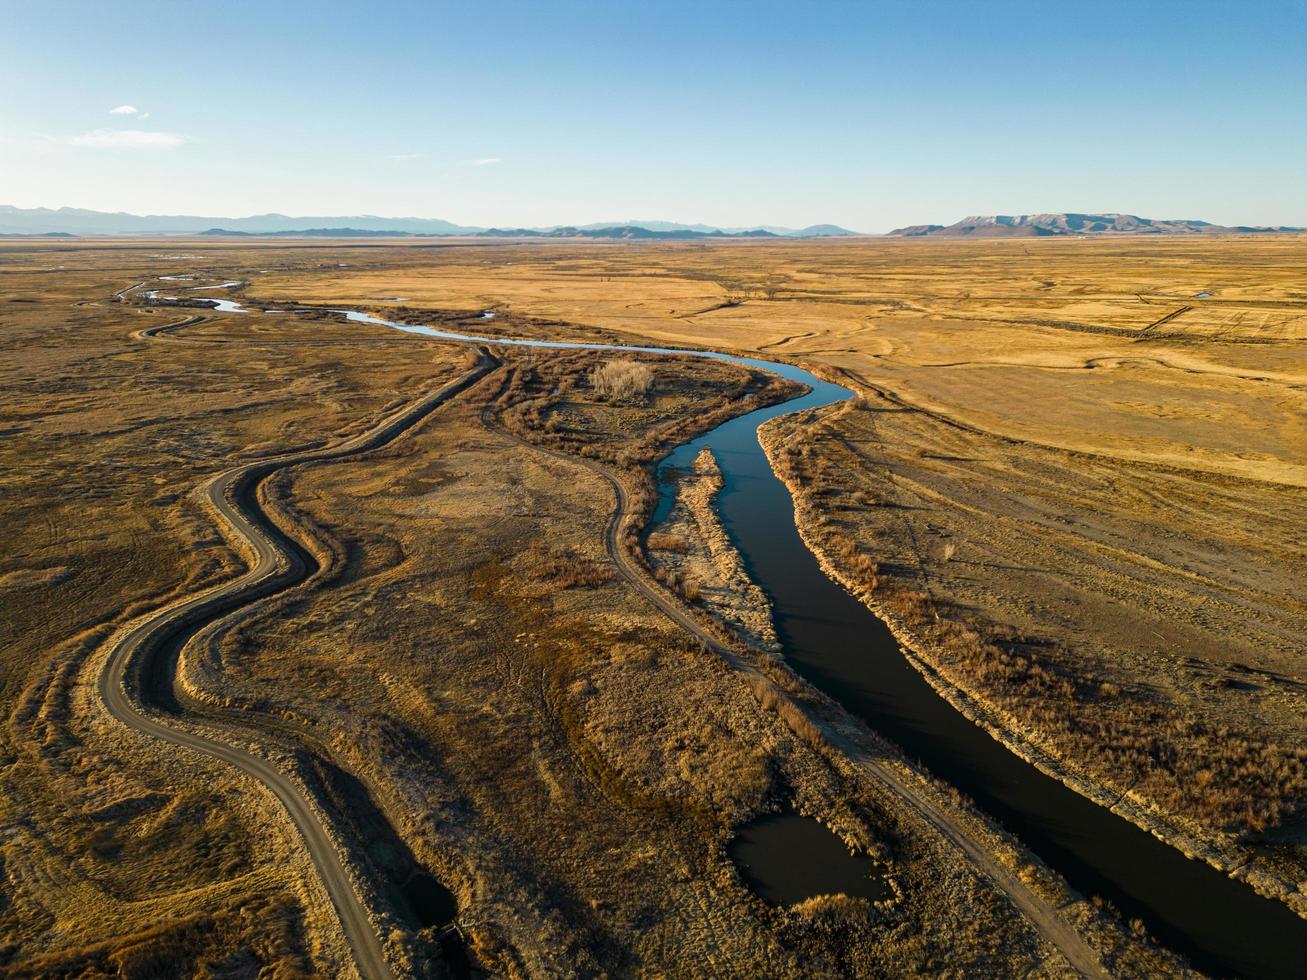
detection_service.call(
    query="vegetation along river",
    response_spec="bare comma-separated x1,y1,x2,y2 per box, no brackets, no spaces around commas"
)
224,302,1307,977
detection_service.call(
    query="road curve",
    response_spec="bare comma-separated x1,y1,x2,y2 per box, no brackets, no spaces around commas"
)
132,313,210,341
97,348,499,980
480,402,1109,979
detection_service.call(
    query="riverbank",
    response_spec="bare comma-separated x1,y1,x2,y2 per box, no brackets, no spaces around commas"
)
645,447,782,653
150,270,1306,975
757,388,1307,923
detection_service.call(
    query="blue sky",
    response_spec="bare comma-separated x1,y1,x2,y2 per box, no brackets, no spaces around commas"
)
2,0,1304,231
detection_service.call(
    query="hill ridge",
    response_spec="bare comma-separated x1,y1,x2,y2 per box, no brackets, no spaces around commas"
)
888,212,1302,237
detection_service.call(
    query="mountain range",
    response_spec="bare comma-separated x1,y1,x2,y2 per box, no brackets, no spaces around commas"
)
0,206,860,238
4,206,1300,239
198,224,855,241
887,213,1304,237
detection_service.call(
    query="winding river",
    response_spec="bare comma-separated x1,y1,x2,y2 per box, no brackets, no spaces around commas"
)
179,297,1306,976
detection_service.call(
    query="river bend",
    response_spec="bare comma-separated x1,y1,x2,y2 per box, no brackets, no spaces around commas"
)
189,301,1307,977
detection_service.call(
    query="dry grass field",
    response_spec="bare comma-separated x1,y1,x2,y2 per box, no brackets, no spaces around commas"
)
1,235,1297,975
0,247,478,974
254,235,1307,897
185,341,1109,976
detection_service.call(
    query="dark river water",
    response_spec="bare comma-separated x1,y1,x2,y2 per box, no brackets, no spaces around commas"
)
234,304,1307,976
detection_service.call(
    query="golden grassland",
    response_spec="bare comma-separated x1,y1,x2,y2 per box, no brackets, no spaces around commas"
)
175,323,1176,975
0,241,1187,975
253,235,1307,483
0,254,473,974
247,235,1307,897
188,351,1048,975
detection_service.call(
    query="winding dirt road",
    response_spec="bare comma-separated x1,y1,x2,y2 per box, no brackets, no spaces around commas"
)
97,345,498,980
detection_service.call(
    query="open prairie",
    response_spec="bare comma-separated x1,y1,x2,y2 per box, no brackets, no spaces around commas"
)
7,1,1304,976
250,235,1307,898
1,236,1303,977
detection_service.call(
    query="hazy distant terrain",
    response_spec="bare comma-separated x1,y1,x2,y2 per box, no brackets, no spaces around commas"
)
8,205,1303,241
0,205,860,238
888,212,1304,237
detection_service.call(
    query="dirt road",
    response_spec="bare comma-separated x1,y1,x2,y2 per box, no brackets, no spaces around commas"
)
96,347,497,979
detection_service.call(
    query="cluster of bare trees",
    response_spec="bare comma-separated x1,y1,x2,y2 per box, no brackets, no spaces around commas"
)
718,275,788,306
590,359,654,402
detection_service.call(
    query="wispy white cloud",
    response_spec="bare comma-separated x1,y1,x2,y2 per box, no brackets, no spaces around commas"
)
388,152,422,161
109,104,140,115
70,129,186,148
463,157,502,167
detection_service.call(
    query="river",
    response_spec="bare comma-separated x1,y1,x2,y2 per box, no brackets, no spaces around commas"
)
176,298,1307,976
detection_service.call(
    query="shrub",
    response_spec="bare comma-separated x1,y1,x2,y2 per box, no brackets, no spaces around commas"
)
590,359,654,402
647,532,690,553
744,674,824,748
519,546,614,588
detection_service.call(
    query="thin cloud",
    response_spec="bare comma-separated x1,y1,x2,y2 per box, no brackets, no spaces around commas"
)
388,152,422,161
70,129,186,148
463,157,502,167
109,105,140,115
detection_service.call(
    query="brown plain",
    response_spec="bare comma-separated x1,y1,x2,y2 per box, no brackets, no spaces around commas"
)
1,235,1297,975
255,235,1307,878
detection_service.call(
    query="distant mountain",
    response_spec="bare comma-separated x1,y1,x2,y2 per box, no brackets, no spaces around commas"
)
6,206,1300,239
0,206,862,238
790,224,860,237
574,220,862,237
883,224,944,238
0,206,478,236
474,225,781,240
199,224,785,240
573,220,731,234
200,227,427,238
887,213,1304,237
572,220,861,236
